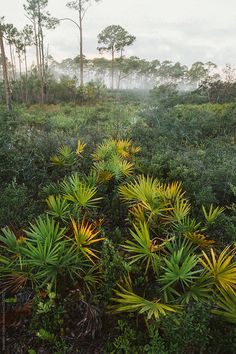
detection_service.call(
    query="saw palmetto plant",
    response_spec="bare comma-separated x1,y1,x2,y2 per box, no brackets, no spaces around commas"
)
61,173,102,210
119,175,172,224
200,246,236,294
92,139,139,183
202,204,225,224
123,221,173,274
0,216,101,291
110,276,179,320
70,217,104,263
46,195,71,222
213,291,236,324
160,247,202,291
50,145,77,167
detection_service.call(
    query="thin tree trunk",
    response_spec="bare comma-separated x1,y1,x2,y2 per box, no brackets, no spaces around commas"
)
79,1,83,86
37,3,45,104
24,45,28,103
111,48,114,90
9,43,16,80
18,52,24,103
12,47,17,77
0,26,12,111
33,19,40,72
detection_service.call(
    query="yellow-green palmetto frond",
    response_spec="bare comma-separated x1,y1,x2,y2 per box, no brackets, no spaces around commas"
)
110,277,179,320
92,140,117,161
70,218,104,263
213,291,236,324
119,175,162,209
161,181,186,202
94,156,134,183
116,139,131,158
184,231,215,248
200,246,236,294
76,140,86,157
164,198,191,224
119,175,172,223
92,139,138,183
129,203,146,222
202,204,225,223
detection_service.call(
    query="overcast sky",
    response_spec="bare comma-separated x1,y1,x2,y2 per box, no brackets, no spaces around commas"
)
2,0,236,66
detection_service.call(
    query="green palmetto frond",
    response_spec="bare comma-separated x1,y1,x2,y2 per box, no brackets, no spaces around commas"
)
92,139,117,161
178,277,212,304
46,195,70,221
70,218,104,263
0,228,22,254
110,277,179,320
213,291,236,324
160,248,202,290
119,175,173,224
172,216,203,234
202,204,225,223
62,174,102,209
50,145,76,167
22,240,83,288
26,216,66,244
123,221,172,274
200,246,236,294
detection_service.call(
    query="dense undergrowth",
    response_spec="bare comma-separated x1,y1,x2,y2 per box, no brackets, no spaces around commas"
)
0,93,236,353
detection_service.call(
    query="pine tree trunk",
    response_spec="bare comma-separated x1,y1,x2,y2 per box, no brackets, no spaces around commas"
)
24,46,28,103
79,1,83,86
0,25,12,111
9,43,16,80
111,49,114,90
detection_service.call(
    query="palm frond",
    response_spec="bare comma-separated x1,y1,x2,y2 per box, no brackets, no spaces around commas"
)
213,291,236,324
200,246,236,294
202,204,225,223
70,218,104,263
46,195,70,221
110,277,179,320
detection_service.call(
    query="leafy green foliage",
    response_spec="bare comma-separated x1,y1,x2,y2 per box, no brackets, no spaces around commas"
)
111,277,179,320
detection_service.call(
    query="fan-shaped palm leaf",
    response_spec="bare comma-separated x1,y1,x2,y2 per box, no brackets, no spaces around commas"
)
76,140,86,156
26,216,66,244
111,277,179,320
202,204,225,223
200,246,236,294
62,175,102,209
70,218,104,263
213,291,236,324
46,195,70,221
123,221,172,274
161,248,201,290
